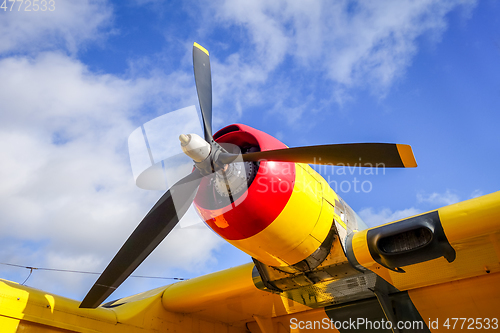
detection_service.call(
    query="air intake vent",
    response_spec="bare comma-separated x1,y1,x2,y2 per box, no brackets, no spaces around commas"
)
366,211,456,271
378,227,432,254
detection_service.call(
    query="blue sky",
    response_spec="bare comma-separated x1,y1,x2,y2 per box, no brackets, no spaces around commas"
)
0,0,499,302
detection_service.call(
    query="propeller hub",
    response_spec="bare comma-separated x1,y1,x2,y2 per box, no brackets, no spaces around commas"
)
179,133,211,162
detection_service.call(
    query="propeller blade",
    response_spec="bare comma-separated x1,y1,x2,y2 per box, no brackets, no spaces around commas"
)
193,42,213,142
79,169,203,309
219,143,417,168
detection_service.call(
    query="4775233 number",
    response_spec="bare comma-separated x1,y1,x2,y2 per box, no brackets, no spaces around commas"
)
1,0,55,11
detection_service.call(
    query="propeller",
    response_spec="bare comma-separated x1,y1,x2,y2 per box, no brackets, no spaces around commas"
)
193,42,213,142
79,169,203,308
80,43,217,309
80,42,417,308
219,143,416,168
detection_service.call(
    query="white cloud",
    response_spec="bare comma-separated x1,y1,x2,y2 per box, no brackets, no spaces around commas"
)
0,52,222,300
358,207,422,228
0,0,227,301
470,189,483,198
204,0,476,112
0,0,113,55
360,188,478,228
417,189,460,206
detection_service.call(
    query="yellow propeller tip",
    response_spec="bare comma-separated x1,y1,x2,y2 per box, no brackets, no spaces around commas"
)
396,144,418,168
193,42,209,56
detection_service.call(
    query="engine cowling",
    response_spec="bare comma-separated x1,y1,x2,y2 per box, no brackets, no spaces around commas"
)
193,124,339,267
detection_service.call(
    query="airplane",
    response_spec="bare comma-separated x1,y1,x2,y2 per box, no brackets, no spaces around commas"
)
0,42,499,333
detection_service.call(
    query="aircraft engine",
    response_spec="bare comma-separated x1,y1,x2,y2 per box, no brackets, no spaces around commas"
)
194,124,338,268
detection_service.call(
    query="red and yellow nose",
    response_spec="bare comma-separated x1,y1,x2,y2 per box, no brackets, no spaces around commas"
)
193,124,337,267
